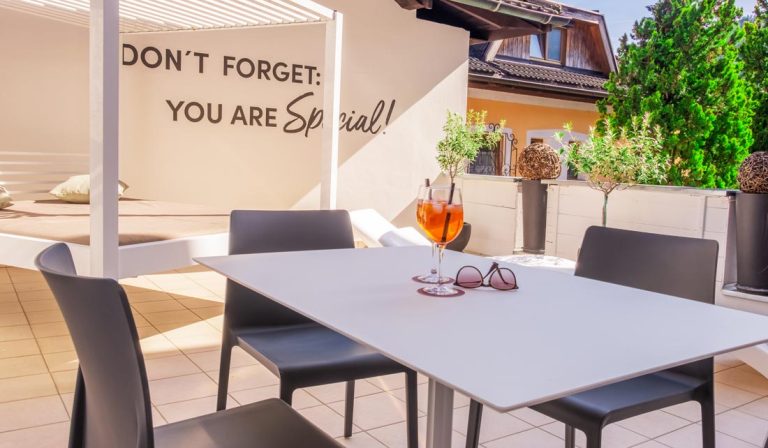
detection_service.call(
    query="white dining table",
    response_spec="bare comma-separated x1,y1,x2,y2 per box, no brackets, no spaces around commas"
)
197,246,768,448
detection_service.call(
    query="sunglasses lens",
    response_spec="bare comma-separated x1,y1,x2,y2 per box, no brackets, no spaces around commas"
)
456,267,483,288
490,269,518,291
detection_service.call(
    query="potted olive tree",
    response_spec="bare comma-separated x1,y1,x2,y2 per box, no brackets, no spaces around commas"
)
735,151,768,295
436,110,503,251
517,143,561,253
557,115,668,226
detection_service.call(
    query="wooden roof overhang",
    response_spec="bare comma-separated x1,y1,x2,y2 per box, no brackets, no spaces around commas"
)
394,0,572,41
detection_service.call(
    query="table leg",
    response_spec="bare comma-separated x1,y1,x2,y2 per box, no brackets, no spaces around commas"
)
426,378,454,448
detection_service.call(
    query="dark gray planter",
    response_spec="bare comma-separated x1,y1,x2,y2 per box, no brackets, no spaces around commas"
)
736,192,768,295
522,179,547,254
446,223,472,252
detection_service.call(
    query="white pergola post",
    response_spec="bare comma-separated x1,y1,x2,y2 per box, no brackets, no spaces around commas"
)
320,11,343,210
89,0,120,278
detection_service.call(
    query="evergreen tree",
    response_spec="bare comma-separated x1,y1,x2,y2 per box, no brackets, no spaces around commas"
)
743,0,768,153
599,0,754,188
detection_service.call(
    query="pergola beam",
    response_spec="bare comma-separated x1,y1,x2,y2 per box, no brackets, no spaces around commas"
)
89,0,120,279
320,11,342,210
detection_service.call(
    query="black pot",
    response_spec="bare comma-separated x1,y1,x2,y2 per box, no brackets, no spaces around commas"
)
446,222,472,252
736,192,768,295
522,179,547,254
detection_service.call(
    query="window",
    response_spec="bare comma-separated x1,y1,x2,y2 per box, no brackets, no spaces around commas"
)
529,29,565,63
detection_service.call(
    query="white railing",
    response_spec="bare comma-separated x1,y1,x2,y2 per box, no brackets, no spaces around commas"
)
0,151,88,200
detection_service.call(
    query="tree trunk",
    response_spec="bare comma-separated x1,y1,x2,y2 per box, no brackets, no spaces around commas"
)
602,192,609,227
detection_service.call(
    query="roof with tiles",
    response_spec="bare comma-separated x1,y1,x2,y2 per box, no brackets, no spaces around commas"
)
469,57,608,93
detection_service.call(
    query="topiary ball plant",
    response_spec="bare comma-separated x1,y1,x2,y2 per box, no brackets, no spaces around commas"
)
518,142,562,180
738,152,768,194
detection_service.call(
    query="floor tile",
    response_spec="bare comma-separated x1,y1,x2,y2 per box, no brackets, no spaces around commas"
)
149,373,219,405
145,354,201,380
716,382,764,409
0,339,39,359
0,355,49,379
507,407,556,426
453,405,532,443
0,313,28,327
50,370,77,394
336,431,387,447
0,396,68,433
36,335,74,354
367,415,466,448
19,300,58,313
715,409,768,446
230,384,321,409
43,350,78,372
25,309,64,325
207,364,278,392
0,325,33,342
617,410,690,438
306,380,383,404
483,427,566,448
156,395,222,423
540,421,648,448
298,405,362,438
328,391,417,430
657,423,756,448
738,396,768,421
185,347,257,371
132,300,186,314
0,374,57,403
717,365,768,396
30,322,69,338
0,421,69,448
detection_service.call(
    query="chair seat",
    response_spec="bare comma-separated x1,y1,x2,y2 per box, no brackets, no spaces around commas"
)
532,371,707,428
236,323,406,387
156,398,341,447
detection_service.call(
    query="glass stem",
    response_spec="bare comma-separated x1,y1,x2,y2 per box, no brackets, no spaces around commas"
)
436,244,445,285
431,243,438,275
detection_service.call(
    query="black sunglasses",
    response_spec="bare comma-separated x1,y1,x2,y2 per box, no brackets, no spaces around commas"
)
454,262,519,291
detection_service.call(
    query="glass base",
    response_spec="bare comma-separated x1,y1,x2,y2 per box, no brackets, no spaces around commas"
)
412,274,454,285
417,285,465,297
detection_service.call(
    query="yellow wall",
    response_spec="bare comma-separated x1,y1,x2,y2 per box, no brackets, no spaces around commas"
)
467,96,599,146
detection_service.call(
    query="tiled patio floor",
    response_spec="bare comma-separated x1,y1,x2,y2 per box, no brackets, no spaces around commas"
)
1,265,768,448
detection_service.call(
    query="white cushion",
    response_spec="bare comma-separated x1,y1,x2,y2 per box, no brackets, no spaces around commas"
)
378,227,431,247
350,209,398,248
0,186,11,210
50,175,128,204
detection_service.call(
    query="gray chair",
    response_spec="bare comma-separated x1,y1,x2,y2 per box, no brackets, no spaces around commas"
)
466,226,719,448
35,243,341,448
217,210,418,446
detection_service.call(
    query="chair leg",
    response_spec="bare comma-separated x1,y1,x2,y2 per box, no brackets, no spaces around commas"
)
465,400,483,448
405,371,419,448
584,428,602,448
279,381,294,406
216,335,234,411
564,425,575,448
344,380,355,438
700,396,716,448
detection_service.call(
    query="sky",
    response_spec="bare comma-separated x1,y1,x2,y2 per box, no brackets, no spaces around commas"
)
564,0,758,50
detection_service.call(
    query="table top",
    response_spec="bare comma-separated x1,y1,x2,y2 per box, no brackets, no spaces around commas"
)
197,246,768,412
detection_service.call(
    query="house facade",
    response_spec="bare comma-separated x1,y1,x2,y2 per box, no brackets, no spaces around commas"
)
466,2,616,178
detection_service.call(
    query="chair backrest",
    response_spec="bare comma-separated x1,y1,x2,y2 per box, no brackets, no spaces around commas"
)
576,226,719,379
36,244,154,448
226,210,355,329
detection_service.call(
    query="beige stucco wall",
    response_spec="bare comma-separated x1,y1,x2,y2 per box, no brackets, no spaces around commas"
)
1,2,469,224
0,9,89,154
119,0,469,223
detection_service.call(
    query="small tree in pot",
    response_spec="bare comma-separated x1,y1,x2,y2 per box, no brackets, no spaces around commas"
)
436,110,503,251
735,152,768,295
517,143,561,253
557,115,668,227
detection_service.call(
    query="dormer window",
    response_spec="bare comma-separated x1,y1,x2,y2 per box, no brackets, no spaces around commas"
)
530,28,565,63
